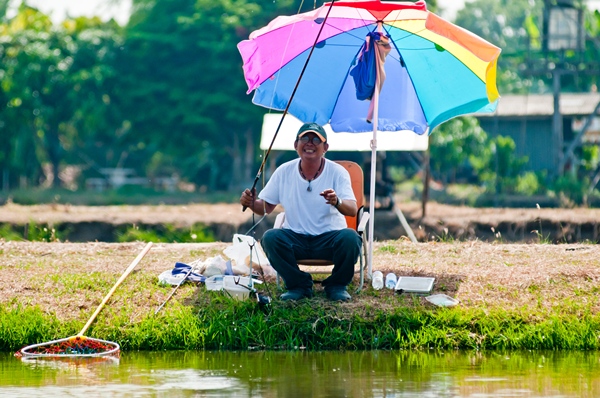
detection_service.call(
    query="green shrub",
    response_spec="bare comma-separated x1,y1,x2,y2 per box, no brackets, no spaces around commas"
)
515,172,543,195
552,175,589,206
117,223,214,243
0,224,23,241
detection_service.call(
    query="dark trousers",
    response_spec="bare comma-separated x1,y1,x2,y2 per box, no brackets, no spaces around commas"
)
261,228,361,290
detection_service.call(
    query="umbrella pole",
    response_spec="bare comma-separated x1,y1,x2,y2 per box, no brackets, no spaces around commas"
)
368,82,380,279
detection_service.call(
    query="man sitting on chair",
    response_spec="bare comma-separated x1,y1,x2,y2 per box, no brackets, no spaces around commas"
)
240,122,362,301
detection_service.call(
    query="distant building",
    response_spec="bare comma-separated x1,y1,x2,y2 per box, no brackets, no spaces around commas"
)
474,92,600,173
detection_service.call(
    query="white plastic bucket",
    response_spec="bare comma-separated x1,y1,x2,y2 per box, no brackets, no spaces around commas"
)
224,285,251,301
205,275,224,291
223,276,262,289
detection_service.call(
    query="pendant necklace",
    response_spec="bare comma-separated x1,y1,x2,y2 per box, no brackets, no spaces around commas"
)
299,158,324,192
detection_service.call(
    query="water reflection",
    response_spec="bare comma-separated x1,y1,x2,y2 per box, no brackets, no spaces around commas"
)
1,350,598,397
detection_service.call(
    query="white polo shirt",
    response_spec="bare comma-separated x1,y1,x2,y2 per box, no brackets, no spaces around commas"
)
259,158,356,235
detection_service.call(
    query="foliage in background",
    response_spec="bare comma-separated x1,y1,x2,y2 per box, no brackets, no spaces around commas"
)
580,145,600,172
0,0,299,193
0,5,124,188
117,0,255,191
428,116,550,199
0,224,21,240
0,219,216,243
0,221,64,242
449,0,600,205
552,174,591,206
455,0,598,94
0,0,598,206
117,223,214,243
429,117,488,184
0,186,239,206
515,171,545,196
472,135,529,194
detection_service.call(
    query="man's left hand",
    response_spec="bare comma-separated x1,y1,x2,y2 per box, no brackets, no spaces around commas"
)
320,189,338,206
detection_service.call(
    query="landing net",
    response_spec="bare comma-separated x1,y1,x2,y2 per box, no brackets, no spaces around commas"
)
16,336,120,358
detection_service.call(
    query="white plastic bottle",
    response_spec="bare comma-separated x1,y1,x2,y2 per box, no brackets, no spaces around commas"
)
372,271,384,290
385,273,397,289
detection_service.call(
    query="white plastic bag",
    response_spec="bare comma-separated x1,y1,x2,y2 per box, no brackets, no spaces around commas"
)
158,269,187,286
223,234,274,276
202,255,228,277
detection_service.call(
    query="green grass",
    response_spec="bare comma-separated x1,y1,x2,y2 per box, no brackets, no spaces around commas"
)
3,287,600,352
3,239,599,353
1,187,239,206
116,223,215,243
48,272,111,294
0,221,216,243
0,222,67,242
435,228,455,243
376,244,397,254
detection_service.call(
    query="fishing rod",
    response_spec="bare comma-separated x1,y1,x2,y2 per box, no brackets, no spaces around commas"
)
242,0,337,212
154,265,195,315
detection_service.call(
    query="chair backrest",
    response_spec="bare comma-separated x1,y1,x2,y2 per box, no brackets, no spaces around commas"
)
334,160,364,231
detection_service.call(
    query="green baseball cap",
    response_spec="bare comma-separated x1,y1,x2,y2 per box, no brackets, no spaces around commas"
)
296,122,327,143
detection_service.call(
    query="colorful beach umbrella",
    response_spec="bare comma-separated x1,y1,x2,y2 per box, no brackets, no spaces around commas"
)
238,0,501,274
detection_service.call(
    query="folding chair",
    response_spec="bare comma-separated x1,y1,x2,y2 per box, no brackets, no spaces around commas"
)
273,160,370,291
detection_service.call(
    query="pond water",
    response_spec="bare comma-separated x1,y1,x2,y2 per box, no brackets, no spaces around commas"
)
1,350,598,397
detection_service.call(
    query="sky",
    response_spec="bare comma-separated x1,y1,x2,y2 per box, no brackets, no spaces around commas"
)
9,0,132,25
8,0,600,25
12,0,463,24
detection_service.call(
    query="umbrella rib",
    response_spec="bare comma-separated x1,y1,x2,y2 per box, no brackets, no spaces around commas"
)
266,11,363,111
264,14,380,94
328,24,376,45
384,24,486,84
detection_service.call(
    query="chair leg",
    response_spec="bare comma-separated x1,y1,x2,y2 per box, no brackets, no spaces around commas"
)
356,251,364,293
356,234,367,293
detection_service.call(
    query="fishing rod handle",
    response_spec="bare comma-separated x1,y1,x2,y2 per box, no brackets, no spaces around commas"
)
242,180,259,212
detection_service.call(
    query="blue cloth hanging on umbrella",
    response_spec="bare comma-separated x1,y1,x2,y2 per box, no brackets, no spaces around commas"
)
350,31,387,101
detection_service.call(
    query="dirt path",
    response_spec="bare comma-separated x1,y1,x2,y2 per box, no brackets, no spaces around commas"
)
3,201,599,226
2,202,600,243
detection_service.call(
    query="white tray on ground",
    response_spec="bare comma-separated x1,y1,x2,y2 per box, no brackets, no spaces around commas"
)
394,276,435,294
425,294,460,307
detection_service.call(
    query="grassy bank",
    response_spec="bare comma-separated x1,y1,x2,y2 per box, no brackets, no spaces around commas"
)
1,241,599,352
2,296,600,352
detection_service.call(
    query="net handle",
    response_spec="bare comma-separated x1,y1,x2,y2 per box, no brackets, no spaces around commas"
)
77,242,153,336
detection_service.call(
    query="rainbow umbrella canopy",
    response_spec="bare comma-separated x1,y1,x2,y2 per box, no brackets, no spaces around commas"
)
238,0,501,273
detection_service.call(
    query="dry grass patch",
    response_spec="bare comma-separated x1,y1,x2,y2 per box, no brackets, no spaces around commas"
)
1,240,599,323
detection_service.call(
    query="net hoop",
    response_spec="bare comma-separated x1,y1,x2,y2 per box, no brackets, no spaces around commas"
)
17,335,120,358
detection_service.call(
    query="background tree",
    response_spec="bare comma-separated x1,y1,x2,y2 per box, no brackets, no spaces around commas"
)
2,0,598,204
455,0,599,94
429,117,488,184
471,135,529,194
114,0,297,192
0,4,123,188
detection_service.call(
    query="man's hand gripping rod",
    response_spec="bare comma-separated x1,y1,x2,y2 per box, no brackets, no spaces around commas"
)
242,173,261,212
